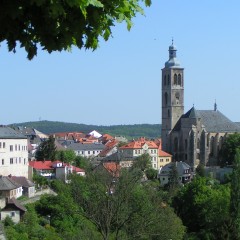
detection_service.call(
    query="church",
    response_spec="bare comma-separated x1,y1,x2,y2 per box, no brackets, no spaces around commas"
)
161,42,240,168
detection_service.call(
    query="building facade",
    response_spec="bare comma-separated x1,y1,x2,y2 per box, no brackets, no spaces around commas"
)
0,126,29,178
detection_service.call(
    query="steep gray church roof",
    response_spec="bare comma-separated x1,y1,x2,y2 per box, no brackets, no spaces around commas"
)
173,107,240,133
0,126,26,139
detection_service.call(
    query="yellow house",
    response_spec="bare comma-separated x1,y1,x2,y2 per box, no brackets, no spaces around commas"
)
157,149,172,169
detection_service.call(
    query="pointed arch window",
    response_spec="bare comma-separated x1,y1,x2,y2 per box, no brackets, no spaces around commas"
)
178,74,182,85
168,109,170,117
174,74,177,85
165,92,168,105
164,75,166,86
167,75,170,85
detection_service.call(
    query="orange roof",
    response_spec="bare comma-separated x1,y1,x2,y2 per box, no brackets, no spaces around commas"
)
103,162,121,177
119,139,158,149
29,161,53,170
158,150,172,157
105,139,119,148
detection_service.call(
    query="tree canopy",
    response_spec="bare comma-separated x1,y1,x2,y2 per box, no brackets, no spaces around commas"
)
220,133,240,166
1,0,151,59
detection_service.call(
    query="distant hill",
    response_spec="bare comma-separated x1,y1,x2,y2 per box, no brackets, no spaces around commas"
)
9,121,161,139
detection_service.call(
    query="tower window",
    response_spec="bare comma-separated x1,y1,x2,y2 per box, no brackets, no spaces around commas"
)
168,109,170,117
178,74,182,85
174,74,177,85
165,92,168,105
167,75,170,85
164,75,166,86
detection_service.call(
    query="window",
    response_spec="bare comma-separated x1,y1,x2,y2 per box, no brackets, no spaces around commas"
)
15,158,17,164
88,151,90,154
15,144,17,151
135,150,137,154
164,75,166,85
11,212,15,217
10,158,13,164
174,74,177,85
167,75,170,85
0,142,1,148
2,159,4,165
93,151,95,154
3,142,5,148
18,145,20,151
10,145,13,152
165,92,168,105
24,159,26,164
19,158,21,164
178,74,182,85
154,164,156,168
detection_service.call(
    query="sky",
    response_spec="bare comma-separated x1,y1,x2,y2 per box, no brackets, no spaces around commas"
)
1,1,240,126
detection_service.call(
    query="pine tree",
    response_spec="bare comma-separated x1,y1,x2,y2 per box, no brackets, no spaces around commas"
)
35,135,57,161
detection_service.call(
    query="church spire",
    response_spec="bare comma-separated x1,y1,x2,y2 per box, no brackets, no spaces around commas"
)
165,39,181,68
214,100,217,111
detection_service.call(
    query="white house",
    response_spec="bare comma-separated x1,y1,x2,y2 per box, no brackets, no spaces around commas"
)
67,142,105,158
0,126,29,178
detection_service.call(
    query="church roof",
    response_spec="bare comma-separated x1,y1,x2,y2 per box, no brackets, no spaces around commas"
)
173,107,240,133
197,110,240,133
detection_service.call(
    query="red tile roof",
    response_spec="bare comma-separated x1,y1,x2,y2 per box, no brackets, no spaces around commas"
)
158,150,172,157
103,162,121,177
29,160,53,170
119,138,158,149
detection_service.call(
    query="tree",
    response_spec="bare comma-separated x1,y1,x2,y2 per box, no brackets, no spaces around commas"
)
196,163,205,177
35,135,57,160
70,168,185,240
173,177,231,239
230,148,240,239
220,133,240,166
0,0,151,60
56,149,76,164
131,153,151,172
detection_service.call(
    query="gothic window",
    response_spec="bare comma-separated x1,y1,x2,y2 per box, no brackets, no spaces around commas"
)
197,139,200,149
219,136,224,150
178,74,182,85
210,136,214,156
174,137,178,152
167,75,170,85
174,74,177,85
165,92,168,105
164,75,166,86
185,139,188,150
168,109,170,118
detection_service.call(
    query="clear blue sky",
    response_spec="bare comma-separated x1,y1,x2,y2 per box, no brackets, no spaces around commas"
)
1,1,240,125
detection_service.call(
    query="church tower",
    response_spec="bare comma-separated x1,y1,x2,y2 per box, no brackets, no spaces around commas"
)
161,41,184,152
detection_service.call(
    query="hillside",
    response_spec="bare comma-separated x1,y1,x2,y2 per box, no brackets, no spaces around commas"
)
10,121,161,139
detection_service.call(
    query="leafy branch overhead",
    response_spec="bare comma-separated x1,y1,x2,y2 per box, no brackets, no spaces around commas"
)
0,0,151,59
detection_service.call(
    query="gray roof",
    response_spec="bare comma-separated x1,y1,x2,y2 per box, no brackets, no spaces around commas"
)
0,176,21,190
10,176,34,188
159,161,191,176
67,142,105,151
0,126,27,139
173,107,240,133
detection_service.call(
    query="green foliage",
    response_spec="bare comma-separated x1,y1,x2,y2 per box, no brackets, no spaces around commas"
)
145,168,158,180
55,149,76,163
10,121,162,139
230,148,240,239
220,133,240,166
70,168,185,239
3,216,14,227
131,153,151,171
173,177,231,239
0,0,151,59
35,135,57,160
74,155,92,172
196,163,205,177
33,172,48,188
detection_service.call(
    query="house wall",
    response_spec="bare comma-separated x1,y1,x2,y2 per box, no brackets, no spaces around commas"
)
74,149,102,158
157,156,171,169
1,210,21,223
0,138,28,178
